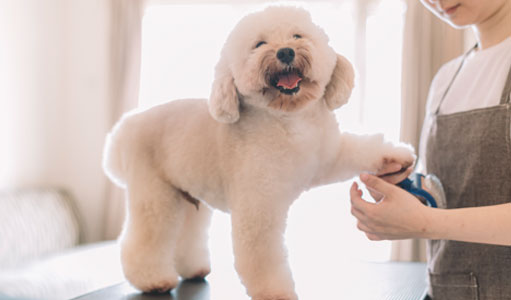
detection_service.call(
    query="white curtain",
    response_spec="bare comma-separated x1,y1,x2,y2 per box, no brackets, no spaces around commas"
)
103,0,148,240
392,0,468,261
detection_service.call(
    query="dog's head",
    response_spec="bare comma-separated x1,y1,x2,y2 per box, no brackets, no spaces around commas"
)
209,6,355,123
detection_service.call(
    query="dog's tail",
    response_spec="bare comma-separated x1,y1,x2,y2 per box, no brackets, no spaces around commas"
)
102,116,132,188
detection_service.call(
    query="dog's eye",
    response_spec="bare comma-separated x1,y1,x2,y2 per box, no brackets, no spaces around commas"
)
255,41,266,48
293,34,302,39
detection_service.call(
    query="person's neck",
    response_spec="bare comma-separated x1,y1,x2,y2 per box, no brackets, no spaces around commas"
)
472,2,511,50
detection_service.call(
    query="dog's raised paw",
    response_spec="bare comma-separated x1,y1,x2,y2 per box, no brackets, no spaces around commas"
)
380,143,416,171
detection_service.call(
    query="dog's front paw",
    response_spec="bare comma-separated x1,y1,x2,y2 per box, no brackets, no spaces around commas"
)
378,143,416,175
245,277,298,300
253,294,298,300
253,298,297,300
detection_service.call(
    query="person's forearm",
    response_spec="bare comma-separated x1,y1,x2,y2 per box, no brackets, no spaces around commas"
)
425,203,511,246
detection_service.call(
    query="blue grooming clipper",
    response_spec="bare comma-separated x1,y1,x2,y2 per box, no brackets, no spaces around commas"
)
397,173,438,208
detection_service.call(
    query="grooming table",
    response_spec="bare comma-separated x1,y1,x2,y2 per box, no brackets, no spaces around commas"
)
74,261,427,300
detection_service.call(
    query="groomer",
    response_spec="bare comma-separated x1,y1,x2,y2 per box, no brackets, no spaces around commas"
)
349,0,511,299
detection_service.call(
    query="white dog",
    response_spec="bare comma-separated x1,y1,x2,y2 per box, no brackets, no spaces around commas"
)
103,6,414,300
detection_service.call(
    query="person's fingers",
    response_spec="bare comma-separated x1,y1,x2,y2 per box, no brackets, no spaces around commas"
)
350,182,375,211
366,186,384,201
403,165,414,176
379,166,413,185
360,173,396,197
365,232,383,241
356,220,372,233
349,182,360,203
357,220,400,241
376,162,402,176
386,167,413,184
349,182,362,208
350,203,366,220
356,221,387,242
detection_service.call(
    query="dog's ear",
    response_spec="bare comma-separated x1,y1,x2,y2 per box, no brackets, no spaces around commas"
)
323,54,355,110
208,59,240,123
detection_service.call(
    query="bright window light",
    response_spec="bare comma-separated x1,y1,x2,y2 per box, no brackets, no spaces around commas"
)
139,2,406,297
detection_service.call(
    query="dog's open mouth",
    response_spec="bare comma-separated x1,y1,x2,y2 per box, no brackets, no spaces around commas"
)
270,68,303,95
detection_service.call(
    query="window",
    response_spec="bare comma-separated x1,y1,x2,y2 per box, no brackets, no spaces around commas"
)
138,0,406,296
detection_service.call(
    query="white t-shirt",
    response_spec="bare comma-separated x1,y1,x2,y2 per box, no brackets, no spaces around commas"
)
418,36,511,173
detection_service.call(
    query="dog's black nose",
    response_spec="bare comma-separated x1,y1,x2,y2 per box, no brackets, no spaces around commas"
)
276,48,295,64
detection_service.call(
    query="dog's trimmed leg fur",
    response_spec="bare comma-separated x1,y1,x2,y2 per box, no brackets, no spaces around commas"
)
120,176,185,293
230,189,298,300
175,202,213,280
336,132,415,175
312,132,415,186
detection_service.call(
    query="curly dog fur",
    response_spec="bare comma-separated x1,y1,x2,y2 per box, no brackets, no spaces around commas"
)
103,6,415,299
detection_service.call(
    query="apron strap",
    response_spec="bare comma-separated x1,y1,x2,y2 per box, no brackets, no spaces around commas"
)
435,44,478,115
499,62,511,104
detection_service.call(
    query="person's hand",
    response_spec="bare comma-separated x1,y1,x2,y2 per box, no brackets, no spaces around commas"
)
350,173,433,241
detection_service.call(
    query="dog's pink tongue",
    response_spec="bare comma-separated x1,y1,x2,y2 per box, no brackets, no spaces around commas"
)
277,73,301,89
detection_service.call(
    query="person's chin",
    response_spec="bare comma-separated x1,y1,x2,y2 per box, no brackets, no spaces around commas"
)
442,10,473,28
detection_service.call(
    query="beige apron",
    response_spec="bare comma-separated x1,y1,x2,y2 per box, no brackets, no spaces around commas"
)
424,46,511,299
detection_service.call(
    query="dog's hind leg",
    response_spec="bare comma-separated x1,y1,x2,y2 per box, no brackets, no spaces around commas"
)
174,198,213,280
120,175,185,293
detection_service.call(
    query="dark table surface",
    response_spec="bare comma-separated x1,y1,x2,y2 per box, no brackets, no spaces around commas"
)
74,261,427,300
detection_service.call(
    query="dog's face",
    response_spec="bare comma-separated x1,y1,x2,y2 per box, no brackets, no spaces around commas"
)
209,6,355,123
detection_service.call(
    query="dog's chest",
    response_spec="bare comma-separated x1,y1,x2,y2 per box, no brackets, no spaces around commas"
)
250,115,335,162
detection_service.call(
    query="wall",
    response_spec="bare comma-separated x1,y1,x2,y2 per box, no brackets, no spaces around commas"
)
0,0,112,243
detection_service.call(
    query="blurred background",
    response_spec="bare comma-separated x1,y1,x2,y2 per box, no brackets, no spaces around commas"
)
0,0,473,299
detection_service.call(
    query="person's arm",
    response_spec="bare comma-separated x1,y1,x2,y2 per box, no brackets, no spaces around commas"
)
350,173,511,246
